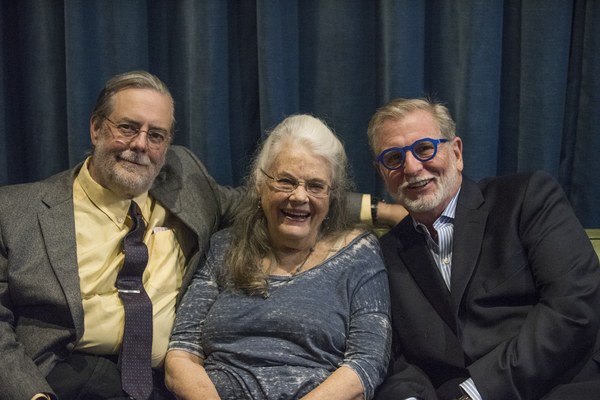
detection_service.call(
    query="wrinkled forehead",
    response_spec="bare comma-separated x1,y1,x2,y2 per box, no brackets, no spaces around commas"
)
112,89,172,121
108,88,175,133
375,112,441,153
266,144,333,182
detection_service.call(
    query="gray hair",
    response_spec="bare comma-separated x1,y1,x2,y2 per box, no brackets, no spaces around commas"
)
224,114,355,295
91,70,175,136
255,114,350,220
367,97,456,156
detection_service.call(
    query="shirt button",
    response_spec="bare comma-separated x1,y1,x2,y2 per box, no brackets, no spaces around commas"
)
118,218,123,223
443,257,450,264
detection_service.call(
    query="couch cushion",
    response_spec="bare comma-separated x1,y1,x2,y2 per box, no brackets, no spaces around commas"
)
587,229,600,260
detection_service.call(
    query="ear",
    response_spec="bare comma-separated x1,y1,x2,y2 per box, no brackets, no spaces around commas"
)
373,160,385,178
451,137,464,173
90,115,102,146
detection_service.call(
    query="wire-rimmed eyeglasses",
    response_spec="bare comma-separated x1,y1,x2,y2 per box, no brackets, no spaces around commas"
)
104,117,170,149
260,169,332,198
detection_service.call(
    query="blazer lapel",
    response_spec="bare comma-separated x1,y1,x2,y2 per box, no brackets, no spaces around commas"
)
39,168,85,338
451,178,487,312
150,149,190,231
393,219,457,334
150,180,183,217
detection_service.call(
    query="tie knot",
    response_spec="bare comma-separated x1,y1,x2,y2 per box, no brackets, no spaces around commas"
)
129,201,142,218
127,201,145,241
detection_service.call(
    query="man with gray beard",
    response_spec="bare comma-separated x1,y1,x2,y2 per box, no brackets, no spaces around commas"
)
370,98,600,400
0,71,245,400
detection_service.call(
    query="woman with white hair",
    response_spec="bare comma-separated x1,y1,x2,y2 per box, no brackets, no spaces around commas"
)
165,115,391,400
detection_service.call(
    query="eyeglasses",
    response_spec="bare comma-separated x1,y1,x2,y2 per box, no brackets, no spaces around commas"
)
260,169,332,198
104,117,170,148
377,138,449,170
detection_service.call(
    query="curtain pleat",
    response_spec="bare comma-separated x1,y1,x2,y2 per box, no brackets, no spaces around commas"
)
570,0,600,226
1,0,598,227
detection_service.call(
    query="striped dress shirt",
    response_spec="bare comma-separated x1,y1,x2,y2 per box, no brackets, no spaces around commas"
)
411,189,460,291
410,188,482,400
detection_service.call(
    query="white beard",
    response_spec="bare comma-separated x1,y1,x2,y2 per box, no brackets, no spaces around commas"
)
391,158,460,214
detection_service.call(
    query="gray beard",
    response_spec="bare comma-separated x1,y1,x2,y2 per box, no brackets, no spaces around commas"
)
92,136,164,198
391,162,460,214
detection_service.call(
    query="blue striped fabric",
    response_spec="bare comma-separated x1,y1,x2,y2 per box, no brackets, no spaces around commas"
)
410,189,483,400
460,378,483,400
411,189,460,291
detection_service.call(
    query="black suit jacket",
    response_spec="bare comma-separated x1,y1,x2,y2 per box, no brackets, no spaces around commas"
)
376,171,600,400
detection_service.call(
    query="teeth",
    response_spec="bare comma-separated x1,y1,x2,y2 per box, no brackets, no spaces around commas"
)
283,210,309,218
410,180,430,189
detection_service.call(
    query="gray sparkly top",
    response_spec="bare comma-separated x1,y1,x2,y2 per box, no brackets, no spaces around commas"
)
168,229,391,400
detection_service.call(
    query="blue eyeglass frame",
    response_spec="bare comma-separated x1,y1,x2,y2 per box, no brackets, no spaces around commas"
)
377,138,449,171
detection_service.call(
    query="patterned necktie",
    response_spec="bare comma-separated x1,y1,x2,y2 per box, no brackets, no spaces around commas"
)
116,201,153,400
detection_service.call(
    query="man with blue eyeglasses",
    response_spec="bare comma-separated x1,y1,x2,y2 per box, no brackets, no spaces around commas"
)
371,98,600,400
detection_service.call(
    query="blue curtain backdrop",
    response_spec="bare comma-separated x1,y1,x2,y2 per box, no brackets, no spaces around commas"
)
1,0,598,228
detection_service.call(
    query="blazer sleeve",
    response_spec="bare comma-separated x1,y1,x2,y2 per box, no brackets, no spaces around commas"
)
467,171,600,399
375,338,440,400
0,189,57,400
174,145,244,229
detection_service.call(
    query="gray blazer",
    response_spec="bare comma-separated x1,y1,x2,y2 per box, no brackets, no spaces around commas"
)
0,146,242,400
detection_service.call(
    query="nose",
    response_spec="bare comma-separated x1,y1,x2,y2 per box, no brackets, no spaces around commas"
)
288,184,310,202
129,129,150,152
402,151,423,175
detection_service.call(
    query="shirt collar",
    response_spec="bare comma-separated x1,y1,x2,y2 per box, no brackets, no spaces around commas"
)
77,157,149,228
411,188,461,233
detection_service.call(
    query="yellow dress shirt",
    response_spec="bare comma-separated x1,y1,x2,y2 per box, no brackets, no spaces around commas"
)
72,158,186,368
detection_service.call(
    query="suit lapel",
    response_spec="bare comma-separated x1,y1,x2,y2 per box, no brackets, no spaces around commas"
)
390,177,489,334
39,168,85,337
150,149,192,232
150,149,204,304
150,179,183,217
451,178,487,312
393,219,457,334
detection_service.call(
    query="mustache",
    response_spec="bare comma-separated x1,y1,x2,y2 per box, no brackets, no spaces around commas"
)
118,150,151,166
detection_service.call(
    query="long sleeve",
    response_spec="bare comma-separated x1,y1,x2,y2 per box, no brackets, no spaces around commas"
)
465,172,600,399
0,238,56,400
0,180,74,400
375,339,440,400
